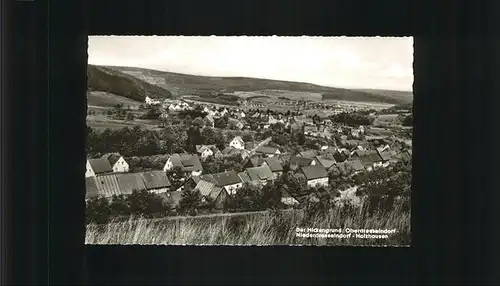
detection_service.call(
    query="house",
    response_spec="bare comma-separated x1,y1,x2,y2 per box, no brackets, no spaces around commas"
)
101,153,129,173
289,156,316,171
280,186,299,207
196,145,218,159
242,157,266,169
298,165,329,188
254,146,281,158
140,170,171,194
245,165,275,185
298,150,318,159
115,172,147,195
145,96,161,105
304,125,319,136
262,158,284,179
352,150,384,171
314,155,337,169
331,159,365,175
199,171,243,195
229,136,245,150
194,180,225,207
163,154,203,176
86,158,113,178
221,146,243,157
92,173,122,198
204,115,215,127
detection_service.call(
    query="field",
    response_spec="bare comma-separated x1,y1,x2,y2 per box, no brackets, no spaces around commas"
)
87,91,143,108
86,207,410,246
86,115,161,131
102,65,413,105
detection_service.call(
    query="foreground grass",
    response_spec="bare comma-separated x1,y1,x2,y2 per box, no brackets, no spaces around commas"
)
86,207,410,246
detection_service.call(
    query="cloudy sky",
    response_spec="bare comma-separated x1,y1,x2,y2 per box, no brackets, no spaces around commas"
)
88,36,413,91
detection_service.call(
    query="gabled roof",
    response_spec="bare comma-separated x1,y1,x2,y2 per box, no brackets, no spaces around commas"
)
378,151,392,161
211,171,242,187
101,153,123,166
94,173,122,197
195,180,222,197
140,170,171,190
88,158,113,174
168,154,203,172
115,172,147,194
299,150,318,158
238,172,252,183
315,155,336,169
289,156,314,167
222,147,242,156
263,158,283,172
345,159,365,171
246,165,275,181
255,146,279,154
301,165,328,181
231,136,244,143
196,145,216,153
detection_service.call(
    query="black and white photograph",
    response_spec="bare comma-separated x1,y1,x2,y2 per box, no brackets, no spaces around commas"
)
85,36,413,246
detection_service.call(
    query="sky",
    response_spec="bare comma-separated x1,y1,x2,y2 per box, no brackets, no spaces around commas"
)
88,36,413,91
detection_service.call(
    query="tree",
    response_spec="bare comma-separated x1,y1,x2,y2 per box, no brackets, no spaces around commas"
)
200,126,217,145
227,119,240,130
127,189,169,218
242,133,254,142
178,189,202,216
165,166,186,191
226,183,262,211
215,117,228,129
86,196,111,224
192,117,205,129
402,114,413,126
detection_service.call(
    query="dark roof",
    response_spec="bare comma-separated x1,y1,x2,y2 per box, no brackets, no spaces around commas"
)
289,156,314,167
315,155,336,169
211,171,242,187
169,154,203,172
238,172,252,183
246,165,275,181
222,147,242,156
263,158,283,172
115,173,147,194
101,153,122,166
88,158,113,174
346,159,365,171
299,150,318,158
378,151,392,161
140,170,171,189
255,146,279,154
301,165,328,181
85,177,100,199
278,154,292,164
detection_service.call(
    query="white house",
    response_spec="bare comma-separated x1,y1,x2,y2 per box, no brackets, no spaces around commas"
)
145,96,160,106
163,154,203,177
196,145,217,159
229,136,245,150
300,165,329,188
86,158,113,178
102,153,129,173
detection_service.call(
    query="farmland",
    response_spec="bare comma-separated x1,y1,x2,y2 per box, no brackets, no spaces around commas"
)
86,206,410,246
87,91,143,108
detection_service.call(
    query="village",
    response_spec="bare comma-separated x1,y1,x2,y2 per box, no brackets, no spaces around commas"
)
85,94,412,218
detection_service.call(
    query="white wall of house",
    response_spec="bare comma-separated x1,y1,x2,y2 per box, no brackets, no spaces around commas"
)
112,157,129,173
281,197,299,206
149,188,169,194
201,149,214,159
306,177,329,188
163,158,174,172
224,182,243,195
230,138,245,150
85,160,95,178
191,170,203,177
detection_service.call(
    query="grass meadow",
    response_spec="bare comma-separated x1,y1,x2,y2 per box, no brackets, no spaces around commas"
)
85,206,410,246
